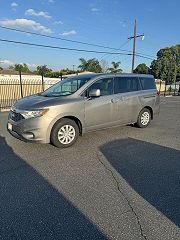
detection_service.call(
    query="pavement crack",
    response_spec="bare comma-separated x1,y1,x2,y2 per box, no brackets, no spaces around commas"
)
97,153,148,240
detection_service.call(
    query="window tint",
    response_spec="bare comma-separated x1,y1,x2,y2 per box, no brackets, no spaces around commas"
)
140,77,156,90
88,78,113,96
114,77,140,94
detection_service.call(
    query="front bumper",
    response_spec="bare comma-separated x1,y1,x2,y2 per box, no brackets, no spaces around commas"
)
7,127,28,142
7,112,51,144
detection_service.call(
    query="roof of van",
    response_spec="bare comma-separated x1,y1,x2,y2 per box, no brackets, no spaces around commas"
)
69,73,154,78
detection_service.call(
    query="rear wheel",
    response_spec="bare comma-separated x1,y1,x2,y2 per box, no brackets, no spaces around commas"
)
51,118,79,148
136,108,151,128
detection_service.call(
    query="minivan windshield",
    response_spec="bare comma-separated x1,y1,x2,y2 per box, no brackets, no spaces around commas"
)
41,76,92,97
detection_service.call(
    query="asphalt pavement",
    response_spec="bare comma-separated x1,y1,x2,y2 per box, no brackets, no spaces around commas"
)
0,96,180,240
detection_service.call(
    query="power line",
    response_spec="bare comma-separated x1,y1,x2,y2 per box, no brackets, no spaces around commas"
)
0,38,131,55
99,39,131,61
0,25,155,58
0,25,131,52
0,38,155,60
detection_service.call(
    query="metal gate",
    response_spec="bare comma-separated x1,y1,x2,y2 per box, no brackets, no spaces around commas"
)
0,77,58,111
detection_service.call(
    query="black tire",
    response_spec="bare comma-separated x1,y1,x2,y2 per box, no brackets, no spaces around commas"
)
50,118,79,148
136,108,151,128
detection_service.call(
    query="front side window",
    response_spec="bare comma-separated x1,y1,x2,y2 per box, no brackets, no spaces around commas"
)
41,76,91,97
88,78,113,96
114,77,140,94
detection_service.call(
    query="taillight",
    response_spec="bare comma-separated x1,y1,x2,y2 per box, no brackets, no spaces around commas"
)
157,91,160,96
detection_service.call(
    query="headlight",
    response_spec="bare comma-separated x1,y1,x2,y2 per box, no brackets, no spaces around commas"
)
11,103,16,111
21,109,49,119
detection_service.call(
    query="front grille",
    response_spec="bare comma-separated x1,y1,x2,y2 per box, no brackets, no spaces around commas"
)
10,111,25,122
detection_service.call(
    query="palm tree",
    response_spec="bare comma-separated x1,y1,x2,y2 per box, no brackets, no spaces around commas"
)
78,58,102,73
36,65,52,91
14,64,30,73
36,65,51,76
78,58,88,71
108,61,122,73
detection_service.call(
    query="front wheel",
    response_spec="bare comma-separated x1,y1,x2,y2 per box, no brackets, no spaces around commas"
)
136,108,151,128
51,118,79,148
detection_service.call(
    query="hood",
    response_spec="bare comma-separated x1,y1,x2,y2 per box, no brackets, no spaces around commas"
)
14,94,75,110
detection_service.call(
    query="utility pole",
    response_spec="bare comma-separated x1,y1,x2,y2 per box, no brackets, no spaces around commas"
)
131,19,136,73
128,19,144,73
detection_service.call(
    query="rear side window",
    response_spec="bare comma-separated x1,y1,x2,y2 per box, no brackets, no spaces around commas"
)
114,77,140,94
140,77,156,90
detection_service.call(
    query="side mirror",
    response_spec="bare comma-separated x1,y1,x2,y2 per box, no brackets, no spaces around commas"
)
89,89,100,98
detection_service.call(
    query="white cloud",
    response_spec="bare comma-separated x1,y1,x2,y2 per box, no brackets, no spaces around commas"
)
60,30,76,37
0,60,38,70
0,59,14,66
54,20,63,25
0,18,52,34
25,9,51,19
91,8,99,12
49,0,55,3
11,2,18,8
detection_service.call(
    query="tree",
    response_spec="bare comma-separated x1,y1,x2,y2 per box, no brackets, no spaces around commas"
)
9,65,14,70
78,58,102,73
13,63,30,73
177,66,180,81
108,61,122,73
134,63,150,74
36,65,52,76
36,65,52,91
150,44,180,83
100,59,109,73
78,58,88,72
59,68,76,76
0,66,3,71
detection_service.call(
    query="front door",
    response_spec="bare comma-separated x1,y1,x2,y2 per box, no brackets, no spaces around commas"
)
84,77,115,131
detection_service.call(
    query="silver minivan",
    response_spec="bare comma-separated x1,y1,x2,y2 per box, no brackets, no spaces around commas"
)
7,73,160,148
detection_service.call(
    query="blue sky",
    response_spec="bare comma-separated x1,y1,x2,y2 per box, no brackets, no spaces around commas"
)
0,0,179,72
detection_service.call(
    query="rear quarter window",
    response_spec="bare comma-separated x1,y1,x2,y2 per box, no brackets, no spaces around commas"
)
140,77,156,90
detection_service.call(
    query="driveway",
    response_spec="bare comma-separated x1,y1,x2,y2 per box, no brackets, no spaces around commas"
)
0,97,180,240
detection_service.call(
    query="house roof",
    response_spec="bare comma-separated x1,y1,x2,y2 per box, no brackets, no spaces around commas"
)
0,69,37,76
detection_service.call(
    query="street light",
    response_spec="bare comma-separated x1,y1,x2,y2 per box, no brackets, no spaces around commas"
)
141,35,145,41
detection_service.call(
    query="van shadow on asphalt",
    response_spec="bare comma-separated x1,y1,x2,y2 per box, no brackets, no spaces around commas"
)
0,136,107,240
100,138,180,227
